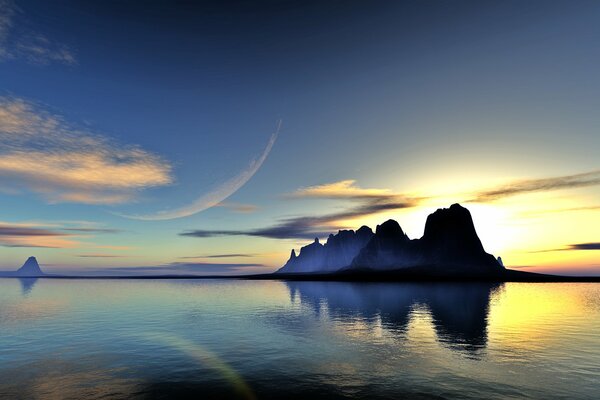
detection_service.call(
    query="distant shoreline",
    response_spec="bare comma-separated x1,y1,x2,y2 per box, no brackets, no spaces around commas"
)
2,269,600,282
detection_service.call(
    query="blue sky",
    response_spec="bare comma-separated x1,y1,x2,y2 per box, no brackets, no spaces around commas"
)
1,0,600,275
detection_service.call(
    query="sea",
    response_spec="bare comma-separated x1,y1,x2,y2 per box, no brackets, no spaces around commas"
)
0,278,599,399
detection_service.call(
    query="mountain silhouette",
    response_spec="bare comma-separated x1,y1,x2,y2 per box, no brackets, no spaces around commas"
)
277,204,503,277
278,226,374,273
15,257,44,277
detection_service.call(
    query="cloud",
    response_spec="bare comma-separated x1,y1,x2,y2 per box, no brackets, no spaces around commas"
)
13,34,76,65
215,202,259,213
0,0,76,65
288,180,394,200
179,253,256,259
532,242,600,253
62,227,123,234
473,170,600,202
94,245,134,251
76,254,129,258
0,97,173,204
97,262,266,276
180,196,417,240
0,222,76,248
567,243,600,250
180,179,419,239
121,121,280,220
0,219,124,248
521,205,600,217
0,0,14,60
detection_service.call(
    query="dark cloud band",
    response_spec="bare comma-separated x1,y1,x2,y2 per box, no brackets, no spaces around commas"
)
180,198,418,240
474,170,600,202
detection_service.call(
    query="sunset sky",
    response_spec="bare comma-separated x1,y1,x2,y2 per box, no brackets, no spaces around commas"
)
1,0,599,276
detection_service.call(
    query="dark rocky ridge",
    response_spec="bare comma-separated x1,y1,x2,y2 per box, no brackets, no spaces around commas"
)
278,226,373,273
277,204,503,276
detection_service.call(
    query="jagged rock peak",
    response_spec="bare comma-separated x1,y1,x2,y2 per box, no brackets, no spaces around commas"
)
423,203,478,239
375,219,406,237
276,225,374,273
16,256,44,277
290,249,297,259
356,225,373,235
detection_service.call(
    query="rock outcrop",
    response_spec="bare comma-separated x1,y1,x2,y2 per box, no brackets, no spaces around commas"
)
351,204,501,272
277,204,502,275
277,226,373,273
15,256,44,277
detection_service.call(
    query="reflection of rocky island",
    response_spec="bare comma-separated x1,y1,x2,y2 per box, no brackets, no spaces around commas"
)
287,281,501,354
277,204,509,279
18,278,39,295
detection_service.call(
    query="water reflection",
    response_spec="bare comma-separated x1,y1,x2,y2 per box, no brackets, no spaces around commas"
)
286,281,502,354
18,277,38,296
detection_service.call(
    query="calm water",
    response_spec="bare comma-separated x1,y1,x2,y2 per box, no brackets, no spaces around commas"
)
0,279,599,399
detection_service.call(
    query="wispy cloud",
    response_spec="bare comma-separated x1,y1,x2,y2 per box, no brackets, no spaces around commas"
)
531,242,600,253
216,202,259,213
94,245,134,251
179,253,256,259
97,262,266,276
181,182,418,240
472,170,600,202
569,243,600,250
288,180,395,200
62,227,123,234
0,219,125,248
521,205,600,217
0,96,173,204
0,0,76,65
0,222,76,248
76,254,130,258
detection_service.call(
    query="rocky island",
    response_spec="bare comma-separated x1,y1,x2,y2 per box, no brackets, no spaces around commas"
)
0,256,45,277
277,204,507,279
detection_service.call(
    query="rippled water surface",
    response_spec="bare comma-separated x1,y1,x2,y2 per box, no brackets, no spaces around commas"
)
0,279,599,399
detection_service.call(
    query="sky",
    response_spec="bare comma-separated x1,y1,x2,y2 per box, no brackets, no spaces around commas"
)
1,0,600,276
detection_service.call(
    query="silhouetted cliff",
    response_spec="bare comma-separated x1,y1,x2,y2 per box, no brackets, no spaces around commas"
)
277,226,373,273
352,204,501,272
276,204,502,276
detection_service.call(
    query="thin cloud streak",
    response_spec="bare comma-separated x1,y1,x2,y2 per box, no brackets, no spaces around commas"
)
76,254,130,258
0,0,76,64
216,202,259,213
0,221,124,248
288,179,395,200
531,242,600,253
569,243,600,250
122,120,281,220
180,197,418,240
473,170,600,202
521,205,600,217
93,262,267,276
179,253,256,259
62,228,123,234
0,222,76,248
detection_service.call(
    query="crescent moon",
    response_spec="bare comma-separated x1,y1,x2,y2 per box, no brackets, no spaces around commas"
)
120,120,280,221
